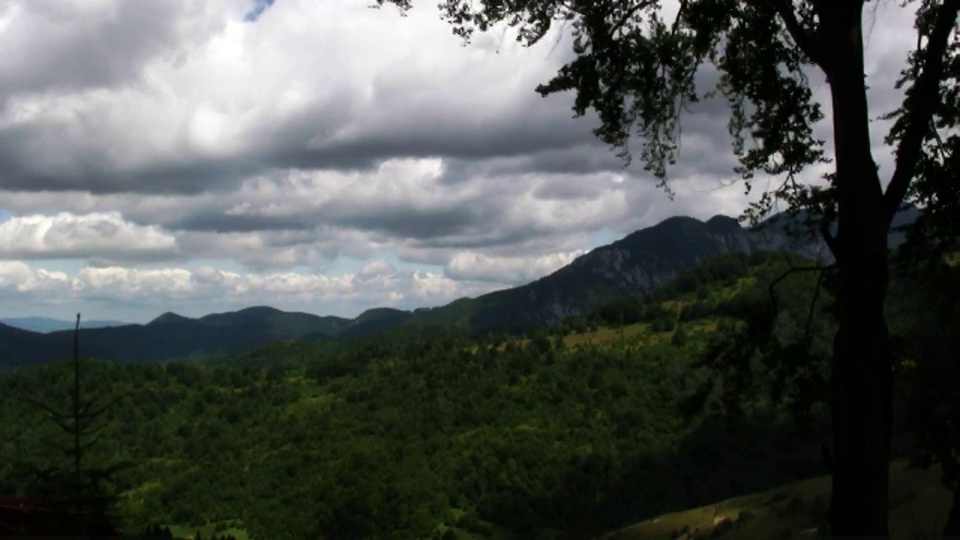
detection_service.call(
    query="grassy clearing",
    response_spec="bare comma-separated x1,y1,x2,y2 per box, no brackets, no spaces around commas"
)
562,323,650,348
597,461,949,540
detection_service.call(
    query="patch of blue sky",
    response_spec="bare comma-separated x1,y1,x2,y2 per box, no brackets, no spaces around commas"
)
244,0,275,22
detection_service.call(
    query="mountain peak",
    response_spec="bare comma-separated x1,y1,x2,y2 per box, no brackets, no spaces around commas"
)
149,312,191,325
657,215,703,227
235,306,283,316
705,215,742,232
198,306,286,326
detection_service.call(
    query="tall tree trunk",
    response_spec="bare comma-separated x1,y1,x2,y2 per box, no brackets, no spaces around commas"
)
945,488,960,539
823,5,893,537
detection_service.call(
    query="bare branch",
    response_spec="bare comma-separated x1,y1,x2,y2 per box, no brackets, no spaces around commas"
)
79,434,104,453
80,392,132,422
18,396,69,421
672,0,689,33
610,0,657,37
930,120,953,164
884,0,960,224
774,0,828,72
768,262,836,315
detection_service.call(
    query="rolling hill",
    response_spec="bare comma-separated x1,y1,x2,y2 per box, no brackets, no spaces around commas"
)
1,306,373,371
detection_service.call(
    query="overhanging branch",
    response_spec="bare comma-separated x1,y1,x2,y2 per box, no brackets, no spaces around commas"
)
883,0,960,224
610,0,657,37
774,0,828,72
768,262,837,317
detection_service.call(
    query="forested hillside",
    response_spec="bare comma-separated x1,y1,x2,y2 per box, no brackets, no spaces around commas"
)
0,251,953,539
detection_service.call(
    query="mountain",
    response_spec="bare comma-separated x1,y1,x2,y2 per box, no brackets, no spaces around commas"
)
0,317,126,333
0,208,919,370
416,209,915,331
0,306,388,371
0,324,70,367
413,215,799,330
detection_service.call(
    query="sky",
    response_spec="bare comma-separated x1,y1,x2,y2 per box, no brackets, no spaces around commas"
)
0,0,916,323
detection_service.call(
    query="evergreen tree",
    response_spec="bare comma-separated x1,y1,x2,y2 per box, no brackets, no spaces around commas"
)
11,314,132,536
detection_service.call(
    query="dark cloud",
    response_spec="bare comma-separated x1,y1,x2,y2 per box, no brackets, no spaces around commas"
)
332,206,489,240
0,2,212,96
0,124,260,194
0,0,921,321
172,212,316,233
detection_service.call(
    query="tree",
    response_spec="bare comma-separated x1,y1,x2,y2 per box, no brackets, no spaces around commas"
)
12,314,132,536
373,0,960,535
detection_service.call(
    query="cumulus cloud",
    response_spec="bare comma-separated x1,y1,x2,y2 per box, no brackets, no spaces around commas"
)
0,1,225,97
445,250,587,284
0,259,499,320
0,0,921,320
0,261,71,294
0,0,589,194
77,267,194,299
0,212,177,261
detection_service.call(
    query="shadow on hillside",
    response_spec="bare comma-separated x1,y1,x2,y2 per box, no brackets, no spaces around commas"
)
464,412,826,540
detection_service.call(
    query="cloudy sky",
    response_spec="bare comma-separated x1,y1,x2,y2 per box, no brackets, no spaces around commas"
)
0,0,915,323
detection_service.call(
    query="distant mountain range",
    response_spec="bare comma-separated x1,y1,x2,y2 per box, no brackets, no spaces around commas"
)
0,305,417,371
0,208,919,371
0,317,126,333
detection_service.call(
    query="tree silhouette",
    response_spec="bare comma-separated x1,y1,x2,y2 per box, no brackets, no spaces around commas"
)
11,313,133,536
372,0,960,534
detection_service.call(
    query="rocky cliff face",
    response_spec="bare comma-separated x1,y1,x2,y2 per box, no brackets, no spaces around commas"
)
558,214,828,296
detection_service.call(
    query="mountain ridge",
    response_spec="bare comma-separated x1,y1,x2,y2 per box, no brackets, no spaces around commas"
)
0,317,127,333
0,208,917,370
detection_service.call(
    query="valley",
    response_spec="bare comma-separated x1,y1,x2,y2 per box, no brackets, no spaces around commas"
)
1,240,955,539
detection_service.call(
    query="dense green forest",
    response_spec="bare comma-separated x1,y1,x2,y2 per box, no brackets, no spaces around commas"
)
0,251,954,539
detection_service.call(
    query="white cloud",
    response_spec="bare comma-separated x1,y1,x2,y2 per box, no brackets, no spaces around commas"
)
445,250,586,284
77,267,194,297
0,0,922,321
0,212,177,260
0,261,71,294
0,259,503,320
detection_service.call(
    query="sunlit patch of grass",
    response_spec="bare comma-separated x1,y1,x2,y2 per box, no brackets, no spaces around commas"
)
661,299,691,312
597,461,949,540
562,323,650,348
690,319,719,334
